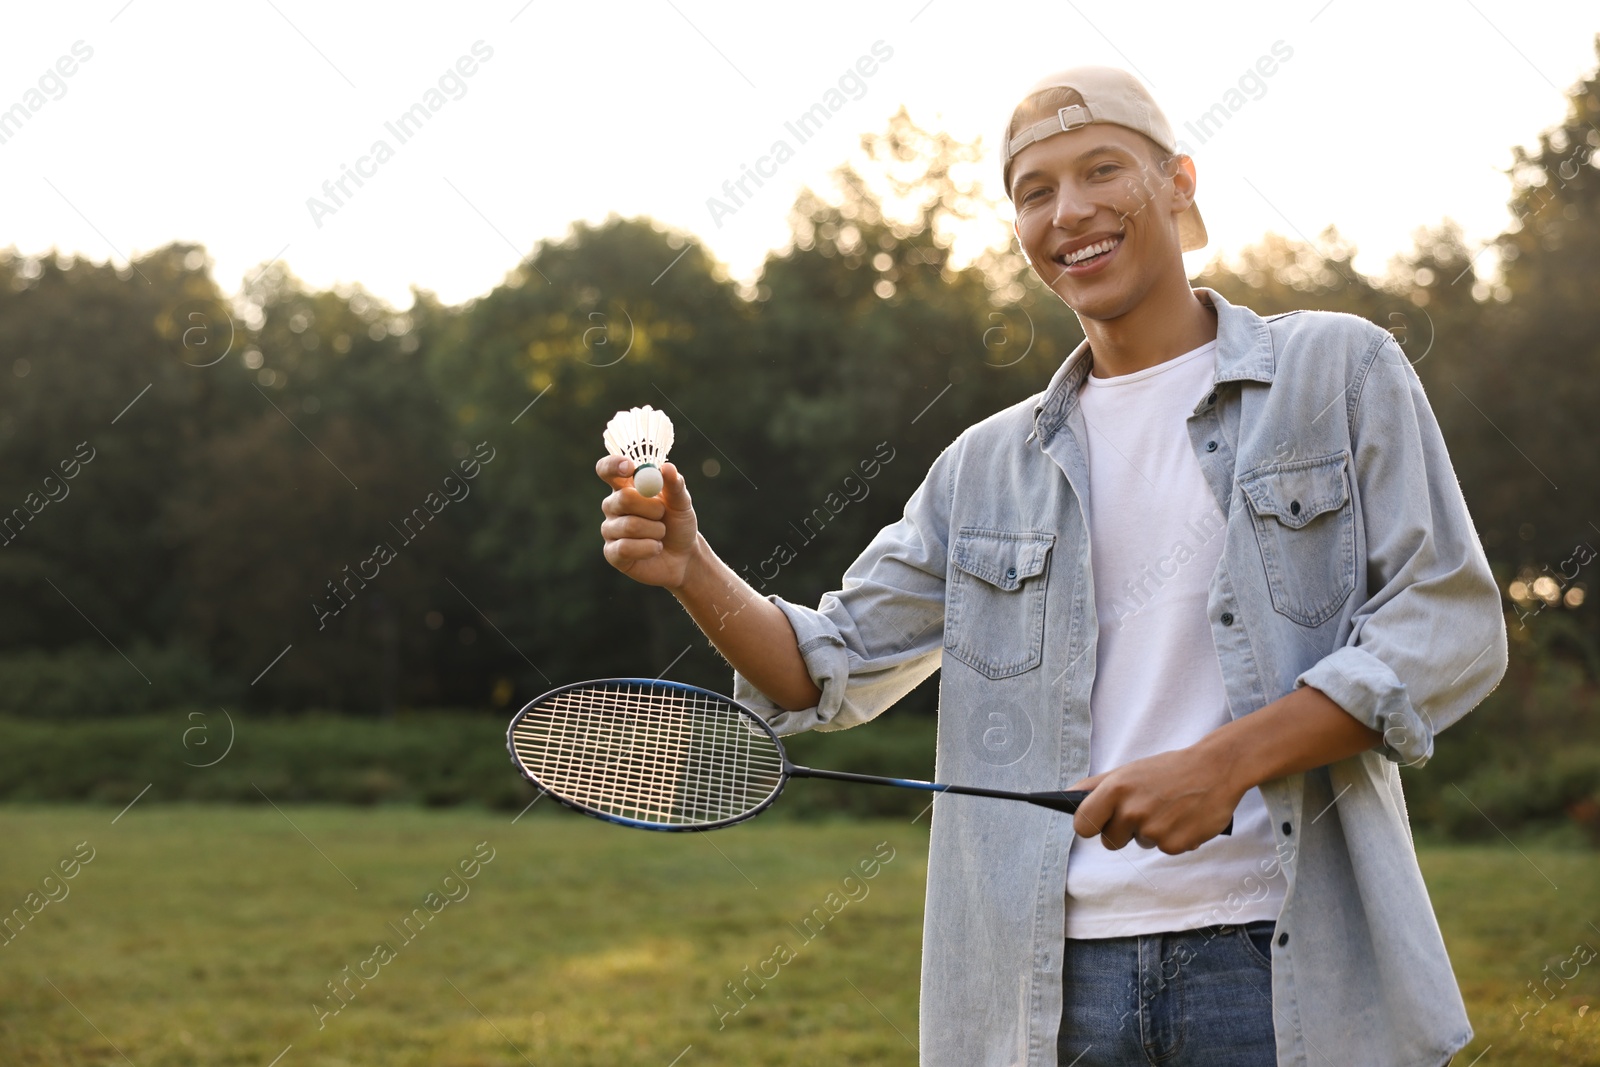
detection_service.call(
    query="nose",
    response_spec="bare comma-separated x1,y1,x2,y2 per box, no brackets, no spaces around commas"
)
1051,181,1095,231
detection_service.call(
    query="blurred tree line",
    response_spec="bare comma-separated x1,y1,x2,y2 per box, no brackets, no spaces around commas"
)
1,38,1596,791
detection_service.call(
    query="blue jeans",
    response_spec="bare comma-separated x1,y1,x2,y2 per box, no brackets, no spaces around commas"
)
1059,921,1277,1066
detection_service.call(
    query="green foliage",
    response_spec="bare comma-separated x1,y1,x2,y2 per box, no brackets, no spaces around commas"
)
0,245,220,651
1430,42,1600,612
0,644,223,718
0,711,537,808
1433,749,1600,845
770,708,937,819
1403,617,1600,845
0,708,935,819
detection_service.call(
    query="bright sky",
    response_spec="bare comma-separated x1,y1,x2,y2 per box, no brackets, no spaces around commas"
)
1,1,1595,309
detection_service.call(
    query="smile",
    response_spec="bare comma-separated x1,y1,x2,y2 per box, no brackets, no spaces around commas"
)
1055,234,1123,268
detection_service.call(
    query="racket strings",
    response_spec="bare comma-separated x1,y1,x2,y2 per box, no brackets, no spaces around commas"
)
510,682,784,826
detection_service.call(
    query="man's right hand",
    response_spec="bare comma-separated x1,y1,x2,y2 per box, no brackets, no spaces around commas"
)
596,453,820,711
597,455,700,590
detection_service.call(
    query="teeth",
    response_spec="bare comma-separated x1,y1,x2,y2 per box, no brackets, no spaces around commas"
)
1061,235,1121,265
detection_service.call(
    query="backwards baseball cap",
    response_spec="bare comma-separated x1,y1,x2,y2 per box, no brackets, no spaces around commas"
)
1002,65,1207,252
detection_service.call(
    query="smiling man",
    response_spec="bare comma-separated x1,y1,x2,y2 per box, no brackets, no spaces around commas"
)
597,65,1506,1067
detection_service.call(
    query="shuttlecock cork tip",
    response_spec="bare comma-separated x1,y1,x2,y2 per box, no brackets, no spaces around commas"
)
633,465,664,497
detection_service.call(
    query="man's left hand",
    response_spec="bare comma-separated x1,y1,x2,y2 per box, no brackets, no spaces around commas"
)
1067,748,1242,854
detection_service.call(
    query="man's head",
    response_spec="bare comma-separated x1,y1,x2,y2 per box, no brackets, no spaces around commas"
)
1002,67,1205,321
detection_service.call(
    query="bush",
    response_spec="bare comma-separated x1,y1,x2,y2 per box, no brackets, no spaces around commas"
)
0,644,228,718
772,711,937,819
0,711,539,810
1435,747,1600,844
0,708,939,818
1400,619,1600,846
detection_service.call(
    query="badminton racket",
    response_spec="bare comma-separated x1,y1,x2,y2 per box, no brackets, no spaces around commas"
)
507,678,1233,834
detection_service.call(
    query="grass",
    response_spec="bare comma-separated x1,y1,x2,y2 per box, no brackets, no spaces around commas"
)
1417,844,1600,1064
0,804,1595,1066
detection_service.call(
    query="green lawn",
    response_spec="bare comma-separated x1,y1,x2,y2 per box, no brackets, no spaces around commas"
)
0,805,1595,1066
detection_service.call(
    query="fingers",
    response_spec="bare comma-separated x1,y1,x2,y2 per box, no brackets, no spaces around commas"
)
1078,799,1214,855
602,535,664,566
599,503,670,570
1072,783,1158,851
658,462,692,512
599,454,685,501
596,453,630,488
597,456,697,580
600,467,669,521
1083,805,1143,852
1073,794,1115,843
1069,774,1113,840
600,514,668,542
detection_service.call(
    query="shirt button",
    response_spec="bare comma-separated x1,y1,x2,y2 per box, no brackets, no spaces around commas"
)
1205,440,1218,452
1220,612,1234,626
1282,822,1293,835
1206,391,1218,405
1289,500,1302,516
1277,932,1289,947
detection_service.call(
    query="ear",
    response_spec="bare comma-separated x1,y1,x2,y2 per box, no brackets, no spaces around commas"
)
1169,154,1198,213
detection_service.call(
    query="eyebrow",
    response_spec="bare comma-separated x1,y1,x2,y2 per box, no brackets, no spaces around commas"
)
1011,143,1133,191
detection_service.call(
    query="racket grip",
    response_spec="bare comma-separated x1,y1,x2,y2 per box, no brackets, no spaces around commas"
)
1025,789,1234,836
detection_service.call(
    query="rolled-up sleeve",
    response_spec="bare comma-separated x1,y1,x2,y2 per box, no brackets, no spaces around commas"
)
1297,336,1508,765
733,444,956,736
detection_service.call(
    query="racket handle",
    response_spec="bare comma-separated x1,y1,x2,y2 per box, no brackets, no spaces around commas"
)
785,767,1234,836
1025,789,1234,836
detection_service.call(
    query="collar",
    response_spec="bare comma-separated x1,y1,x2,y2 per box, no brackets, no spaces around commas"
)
1030,286,1275,444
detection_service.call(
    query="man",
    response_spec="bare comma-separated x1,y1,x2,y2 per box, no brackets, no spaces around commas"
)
597,65,1505,1067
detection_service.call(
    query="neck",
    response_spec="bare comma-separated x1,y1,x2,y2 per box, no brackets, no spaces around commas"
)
1079,275,1217,378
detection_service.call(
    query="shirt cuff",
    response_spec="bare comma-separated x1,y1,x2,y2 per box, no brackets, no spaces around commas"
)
731,595,852,736
1296,645,1432,766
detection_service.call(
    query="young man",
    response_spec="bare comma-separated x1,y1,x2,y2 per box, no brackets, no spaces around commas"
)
597,66,1506,1067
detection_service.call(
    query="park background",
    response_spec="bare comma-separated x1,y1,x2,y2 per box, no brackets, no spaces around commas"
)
2,2,1599,1064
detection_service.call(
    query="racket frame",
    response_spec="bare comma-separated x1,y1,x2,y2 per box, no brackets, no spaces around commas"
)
505,677,792,833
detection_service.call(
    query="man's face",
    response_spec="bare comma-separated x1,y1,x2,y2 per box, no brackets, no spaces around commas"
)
1009,123,1196,321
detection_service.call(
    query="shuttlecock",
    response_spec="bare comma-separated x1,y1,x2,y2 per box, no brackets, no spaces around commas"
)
604,405,674,497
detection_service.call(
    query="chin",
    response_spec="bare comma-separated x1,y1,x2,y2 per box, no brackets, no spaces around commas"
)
1053,280,1145,322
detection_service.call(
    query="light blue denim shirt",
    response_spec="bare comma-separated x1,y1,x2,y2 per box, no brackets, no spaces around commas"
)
733,286,1507,1067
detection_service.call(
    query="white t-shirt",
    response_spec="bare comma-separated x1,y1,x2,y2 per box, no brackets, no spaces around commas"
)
1065,340,1286,939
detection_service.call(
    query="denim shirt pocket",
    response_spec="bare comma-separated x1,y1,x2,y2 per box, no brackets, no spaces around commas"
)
944,528,1054,679
1237,452,1356,627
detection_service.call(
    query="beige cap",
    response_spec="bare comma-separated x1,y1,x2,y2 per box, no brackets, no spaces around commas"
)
1002,66,1207,252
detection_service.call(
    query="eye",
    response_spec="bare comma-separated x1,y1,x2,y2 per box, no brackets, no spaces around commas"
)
1020,187,1049,204
1090,162,1120,178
